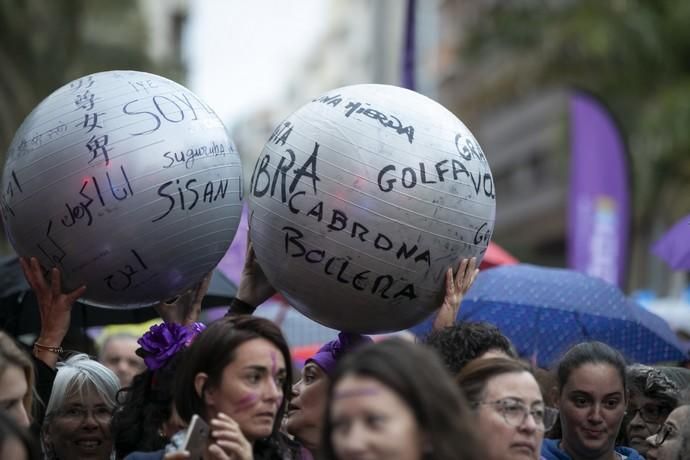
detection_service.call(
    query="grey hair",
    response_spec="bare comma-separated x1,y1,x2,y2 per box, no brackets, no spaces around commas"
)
44,354,120,419
626,364,690,407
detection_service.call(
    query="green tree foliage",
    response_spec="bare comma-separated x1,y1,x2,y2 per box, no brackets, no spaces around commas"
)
461,0,690,225
0,0,184,251
0,0,183,162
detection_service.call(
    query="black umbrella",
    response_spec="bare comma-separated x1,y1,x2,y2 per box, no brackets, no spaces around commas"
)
0,256,236,337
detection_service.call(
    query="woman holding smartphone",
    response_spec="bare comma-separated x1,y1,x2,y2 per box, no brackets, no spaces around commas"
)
169,315,293,460
230,242,478,459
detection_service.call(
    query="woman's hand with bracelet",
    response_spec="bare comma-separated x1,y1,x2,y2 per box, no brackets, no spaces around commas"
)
19,257,85,368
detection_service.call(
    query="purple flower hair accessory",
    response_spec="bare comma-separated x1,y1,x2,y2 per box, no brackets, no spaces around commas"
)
137,322,206,371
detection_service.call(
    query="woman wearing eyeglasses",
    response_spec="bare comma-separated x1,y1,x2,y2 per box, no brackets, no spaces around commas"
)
644,404,690,460
41,354,120,460
542,342,644,460
456,357,557,460
623,365,690,457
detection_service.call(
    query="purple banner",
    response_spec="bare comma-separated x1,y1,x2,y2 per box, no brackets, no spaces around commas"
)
567,92,630,286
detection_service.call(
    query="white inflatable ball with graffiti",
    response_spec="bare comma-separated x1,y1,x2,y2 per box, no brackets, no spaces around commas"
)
247,84,495,333
0,70,242,308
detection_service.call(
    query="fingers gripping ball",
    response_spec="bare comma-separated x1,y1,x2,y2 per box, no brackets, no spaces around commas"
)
0,71,242,308
247,84,495,333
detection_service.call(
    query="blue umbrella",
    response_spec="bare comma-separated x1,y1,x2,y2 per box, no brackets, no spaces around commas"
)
411,264,687,367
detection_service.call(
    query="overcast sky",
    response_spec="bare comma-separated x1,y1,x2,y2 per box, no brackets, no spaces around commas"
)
185,0,330,126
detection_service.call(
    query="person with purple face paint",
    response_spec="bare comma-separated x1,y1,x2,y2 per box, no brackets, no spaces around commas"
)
321,338,482,460
167,316,294,460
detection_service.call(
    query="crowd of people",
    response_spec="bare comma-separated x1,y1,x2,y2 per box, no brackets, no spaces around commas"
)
0,246,688,460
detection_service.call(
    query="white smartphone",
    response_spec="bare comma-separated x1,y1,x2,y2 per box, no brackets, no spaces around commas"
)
181,414,210,460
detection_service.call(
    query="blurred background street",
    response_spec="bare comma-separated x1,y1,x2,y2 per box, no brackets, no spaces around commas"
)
1,0,688,348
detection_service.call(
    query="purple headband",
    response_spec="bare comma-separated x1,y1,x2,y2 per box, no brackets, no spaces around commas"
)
307,332,373,377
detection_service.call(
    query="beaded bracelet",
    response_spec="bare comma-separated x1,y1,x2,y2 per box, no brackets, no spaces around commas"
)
33,342,63,355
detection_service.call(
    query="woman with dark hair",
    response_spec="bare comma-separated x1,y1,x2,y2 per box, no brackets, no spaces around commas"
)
113,353,185,459
320,339,481,460
541,341,643,460
110,275,211,459
0,410,41,460
113,321,206,459
286,332,371,458
171,315,293,460
622,364,690,457
456,357,558,460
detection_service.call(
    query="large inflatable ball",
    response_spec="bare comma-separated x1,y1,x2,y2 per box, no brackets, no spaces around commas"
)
247,84,495,333
0,70,242,308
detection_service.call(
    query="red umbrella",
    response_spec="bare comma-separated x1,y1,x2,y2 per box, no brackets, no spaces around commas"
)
480,242,518,269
